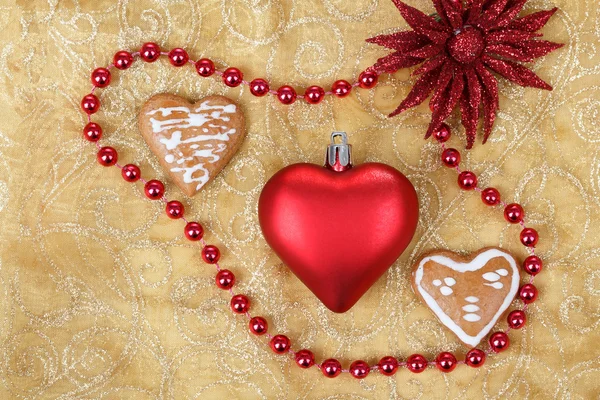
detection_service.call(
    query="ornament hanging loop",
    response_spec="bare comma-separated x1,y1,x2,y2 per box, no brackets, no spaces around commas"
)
325,132,353,172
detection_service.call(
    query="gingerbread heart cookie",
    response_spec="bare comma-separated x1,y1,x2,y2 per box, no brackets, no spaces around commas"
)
412,248,519,346
139,94,245,196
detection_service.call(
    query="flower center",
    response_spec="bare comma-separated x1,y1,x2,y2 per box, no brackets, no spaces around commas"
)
447,26,485,64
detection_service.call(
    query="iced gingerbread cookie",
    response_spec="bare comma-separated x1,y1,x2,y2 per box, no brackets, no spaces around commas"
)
139,94,245,197
411,248,520,347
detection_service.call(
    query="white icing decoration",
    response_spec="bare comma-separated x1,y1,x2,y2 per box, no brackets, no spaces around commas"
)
444,277,456,286
484,282,504,289
414,248,519,347
147,101,239,191
462,304,480,312
482,272,501,282
465,296,479,303
440,286,453,296
463,314,481,322
433,279,442,286
496,268,509,276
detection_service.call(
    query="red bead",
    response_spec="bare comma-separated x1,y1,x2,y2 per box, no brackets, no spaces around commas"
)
406,354,427,373
378,356,399,376
435,352,457,373
295,350,315,369
304,86,325,104
519,283,538,304
276,85,297,105
144,180,164,200
433,123,451,142
489,331,510,352
504,203,524,224
520,227,539,247
269,334,291,354
140,42,161,62
184,222,204,241
215,269,235,290
441,148,460,168
250,78,270,97
481,187,501,206
230,294,250,314
121,164,141,182
81,94,100,114
458,171,477,190
349,360,370,379
465,348,486,368
508,310,527,329
168,48,189,66
331,80,352,97
195,58,215,77
523,255,542,275
222,67,243,87
97,146,117,167
165,200,184,219
83,122,102,142
249,316,268,335
91,68,111,88
113,51,133,70
202,245,220,264
321,359,342,378
358,70,378,89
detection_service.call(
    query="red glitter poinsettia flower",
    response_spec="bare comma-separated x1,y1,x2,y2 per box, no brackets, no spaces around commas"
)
367,0,562,148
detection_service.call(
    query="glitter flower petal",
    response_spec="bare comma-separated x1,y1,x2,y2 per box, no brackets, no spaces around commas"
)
367,0,563,148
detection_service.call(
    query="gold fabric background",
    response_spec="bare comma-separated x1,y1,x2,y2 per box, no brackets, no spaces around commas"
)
0,0,598,398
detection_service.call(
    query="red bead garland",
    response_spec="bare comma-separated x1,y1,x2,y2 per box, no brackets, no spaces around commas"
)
216,269,235,290
249,316,268,335
489,332,510,352
82,48,545,378
304,86,325,104
270,335,291,354
458,171,478,190
81,94,100,114
481,187,501,206
83,122,102,142
465,348,486,368
140,42,161,62
441,148,460,168
523,255,542,275
168,48,189,66
349,360,370,379
504,203,524,223
295,350,315,369
222,67,243,87
321,359,342,378
378,356,399,376
435,352,457,373
91,68,111,88
406,354,427,373
113,51,133,70
250,78,270,97
144,180,165,200
508,310,526,329
202,245,221,264
97,146,117,166
184,222,204,241
165,200,184,219
358,70,378,89
277,85,297,105
195,58,215,77
230,294,250,314
121,164,141,182
331,80,352,97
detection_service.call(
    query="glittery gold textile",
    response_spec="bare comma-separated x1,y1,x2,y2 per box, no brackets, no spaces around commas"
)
0,0,598,398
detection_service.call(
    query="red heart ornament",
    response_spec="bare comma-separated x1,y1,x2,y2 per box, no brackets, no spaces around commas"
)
258,134,419,312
